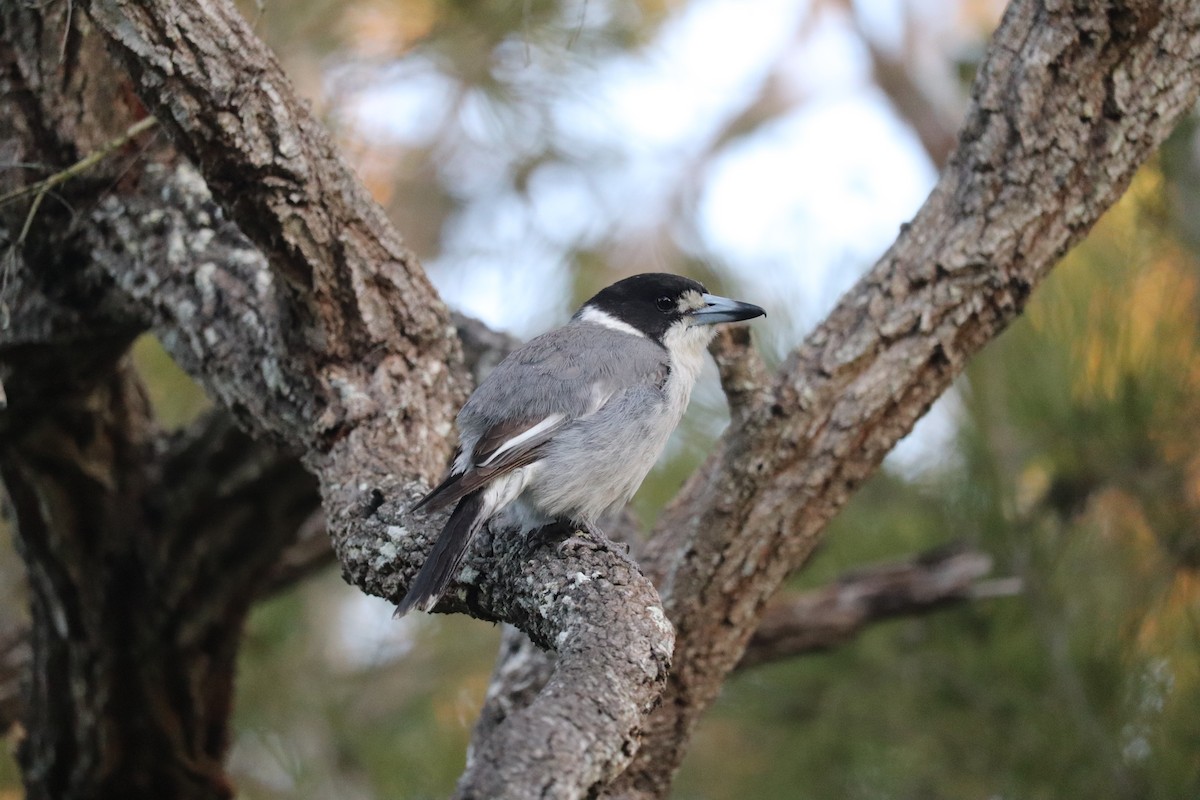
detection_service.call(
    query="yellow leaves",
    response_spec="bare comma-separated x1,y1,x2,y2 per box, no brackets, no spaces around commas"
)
1026,165,1200,419
430,670,490,731
1078,256,1199,405
337,135,405,207
1134,562,1200,656
340,0,441,59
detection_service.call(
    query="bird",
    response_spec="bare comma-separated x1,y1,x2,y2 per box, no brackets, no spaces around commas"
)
396,272,765,615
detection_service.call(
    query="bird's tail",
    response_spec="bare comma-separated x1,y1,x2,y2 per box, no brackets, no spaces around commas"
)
395,491,486,616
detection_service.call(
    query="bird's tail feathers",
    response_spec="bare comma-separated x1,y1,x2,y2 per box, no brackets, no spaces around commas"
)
411,469,461,514
395,491,487,616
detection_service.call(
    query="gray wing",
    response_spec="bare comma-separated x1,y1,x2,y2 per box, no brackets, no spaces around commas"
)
414,323,668,513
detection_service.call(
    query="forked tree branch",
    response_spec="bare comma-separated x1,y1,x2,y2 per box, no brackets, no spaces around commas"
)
609,2,1200,795
12,0,676,793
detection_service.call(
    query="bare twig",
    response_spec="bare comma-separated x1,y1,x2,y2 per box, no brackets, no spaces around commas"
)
737,548,1018,670
708,326,772,427
0,116,157,209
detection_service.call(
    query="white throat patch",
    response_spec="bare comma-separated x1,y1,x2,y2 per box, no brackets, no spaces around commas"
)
578,306,646,338
659,320,716,422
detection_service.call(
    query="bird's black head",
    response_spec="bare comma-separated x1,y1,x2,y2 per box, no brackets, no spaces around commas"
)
574,273,765,344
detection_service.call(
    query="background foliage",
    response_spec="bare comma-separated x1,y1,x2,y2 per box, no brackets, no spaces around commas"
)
3,0,1198,797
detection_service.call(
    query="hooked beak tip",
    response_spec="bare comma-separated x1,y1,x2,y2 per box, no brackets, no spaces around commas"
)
690,293,766,326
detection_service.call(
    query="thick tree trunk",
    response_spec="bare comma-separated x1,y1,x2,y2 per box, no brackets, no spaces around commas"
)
0,9,317,796
0,213,319,799
2,360,317,799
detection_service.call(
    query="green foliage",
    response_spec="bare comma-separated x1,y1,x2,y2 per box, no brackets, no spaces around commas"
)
671,167,1200,800
0,740,17,795
232,571,500,799
130,334,211,428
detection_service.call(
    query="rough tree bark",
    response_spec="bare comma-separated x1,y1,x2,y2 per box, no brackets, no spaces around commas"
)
610,2,1200,794
1,11,315,797
0,0,1197,799
470,2,1200,794
1,367,315,800
4,2,673,797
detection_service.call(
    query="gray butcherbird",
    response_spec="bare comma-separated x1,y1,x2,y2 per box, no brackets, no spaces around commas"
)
397,273,765,615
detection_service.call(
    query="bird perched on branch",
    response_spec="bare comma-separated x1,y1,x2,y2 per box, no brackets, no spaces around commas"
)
397,273,765,615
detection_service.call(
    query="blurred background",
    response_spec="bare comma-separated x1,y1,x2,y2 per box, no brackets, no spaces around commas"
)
4,0,1200,797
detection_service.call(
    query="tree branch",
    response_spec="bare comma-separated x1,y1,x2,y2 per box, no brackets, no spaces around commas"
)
708,326,772,428
737,548,1015,671
64,0,466,463
613,2,1200,795
0,303,527,736
3,2,679,794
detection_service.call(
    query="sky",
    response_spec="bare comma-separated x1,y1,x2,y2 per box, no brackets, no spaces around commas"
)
342,0,960,330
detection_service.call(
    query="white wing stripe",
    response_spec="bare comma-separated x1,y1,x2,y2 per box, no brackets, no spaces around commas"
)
478,413,566,466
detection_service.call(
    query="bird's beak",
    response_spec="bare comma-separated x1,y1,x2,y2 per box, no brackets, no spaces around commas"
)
688,293,766,325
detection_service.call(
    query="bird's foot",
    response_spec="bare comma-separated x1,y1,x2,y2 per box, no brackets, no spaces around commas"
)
557,520,605,552
531,519,604,551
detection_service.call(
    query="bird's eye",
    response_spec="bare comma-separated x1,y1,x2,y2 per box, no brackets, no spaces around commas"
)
655,296,675,313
